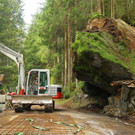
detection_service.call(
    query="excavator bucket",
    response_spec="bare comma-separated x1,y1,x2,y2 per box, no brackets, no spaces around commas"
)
12,95,54,113
12,95,53,105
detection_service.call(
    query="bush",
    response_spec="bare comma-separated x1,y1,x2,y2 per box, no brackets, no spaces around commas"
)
64,91,71,99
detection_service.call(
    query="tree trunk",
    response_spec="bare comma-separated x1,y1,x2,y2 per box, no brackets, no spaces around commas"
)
111,0,113,18
61,43,64,85
111,0,116,18
102,0,105,16
128,0,132,9
113,0,116,19
97,0,102,14
57,38,60,64
75,0,77,34
64,16,67,89
68,4,72,91
75,0,78,88
126,0,130,19
91,0,93,14
131,0,134,8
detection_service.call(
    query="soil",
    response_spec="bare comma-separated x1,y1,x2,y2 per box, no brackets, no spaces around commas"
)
61,98,135,125
0,110,18,127
0,104,135,135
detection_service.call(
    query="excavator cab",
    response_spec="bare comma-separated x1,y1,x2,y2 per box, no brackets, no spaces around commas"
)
26,69,50,96
12,69,54,112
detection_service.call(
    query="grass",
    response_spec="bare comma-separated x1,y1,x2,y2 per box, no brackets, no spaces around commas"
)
55,96,91,110
55,98,73,106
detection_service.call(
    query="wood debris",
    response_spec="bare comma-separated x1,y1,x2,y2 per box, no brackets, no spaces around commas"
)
110,80,135,88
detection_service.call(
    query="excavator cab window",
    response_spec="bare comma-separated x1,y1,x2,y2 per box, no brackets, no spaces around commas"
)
39,72,48,94
27,70,49,95
40,72,48,87
28,71,38,95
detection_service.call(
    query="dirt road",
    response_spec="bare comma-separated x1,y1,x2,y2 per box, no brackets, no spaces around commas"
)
0,105,135,135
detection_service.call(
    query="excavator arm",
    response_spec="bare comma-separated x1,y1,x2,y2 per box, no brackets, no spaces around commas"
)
0,43,25,94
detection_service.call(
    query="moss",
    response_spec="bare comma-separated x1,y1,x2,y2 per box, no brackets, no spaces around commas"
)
72,31,135,74
89,12,104,21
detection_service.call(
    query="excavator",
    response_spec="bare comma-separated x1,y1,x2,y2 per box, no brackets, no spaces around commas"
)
0,43,62,112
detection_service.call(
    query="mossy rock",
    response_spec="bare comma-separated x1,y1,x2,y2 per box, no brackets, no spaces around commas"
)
72,31,133,94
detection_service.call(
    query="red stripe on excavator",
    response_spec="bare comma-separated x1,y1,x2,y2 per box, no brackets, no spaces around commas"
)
19,89,26,95
52,92,63,99
40,87,45,89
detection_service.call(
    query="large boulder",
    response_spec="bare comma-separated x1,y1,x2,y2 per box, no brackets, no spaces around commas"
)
72,18,135,94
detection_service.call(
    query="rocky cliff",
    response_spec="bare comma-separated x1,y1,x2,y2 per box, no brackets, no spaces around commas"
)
73,18,135,95
72,17,135,114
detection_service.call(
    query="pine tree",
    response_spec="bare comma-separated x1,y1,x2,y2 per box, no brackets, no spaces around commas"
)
0,0,25,90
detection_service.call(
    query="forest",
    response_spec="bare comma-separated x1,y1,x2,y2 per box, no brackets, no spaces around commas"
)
0,0,135,99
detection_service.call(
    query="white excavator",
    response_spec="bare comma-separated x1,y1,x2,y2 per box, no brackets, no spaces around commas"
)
0,43,56,112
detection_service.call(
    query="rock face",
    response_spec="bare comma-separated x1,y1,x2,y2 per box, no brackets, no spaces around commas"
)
72,17,135,114
72,18,135,95
74,51,132,94
72,17,135,115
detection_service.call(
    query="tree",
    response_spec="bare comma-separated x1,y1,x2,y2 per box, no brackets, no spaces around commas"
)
97,0,102,14
102,0,105,16
91,0,93,14
68,3,72,91
0,0,25,90
64,15,68,88
24,0,135,94
111,0,116,18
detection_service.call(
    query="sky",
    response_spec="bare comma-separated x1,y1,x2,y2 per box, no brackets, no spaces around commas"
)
23,0,45,25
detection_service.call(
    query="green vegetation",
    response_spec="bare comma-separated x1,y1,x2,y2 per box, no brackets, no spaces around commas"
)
89,12,104,21
72,31,135,74
0,0,135,97
0,0,24,91
56,81,89,108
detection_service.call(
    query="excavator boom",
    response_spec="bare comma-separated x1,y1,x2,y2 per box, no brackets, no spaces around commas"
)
0,43,25,94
